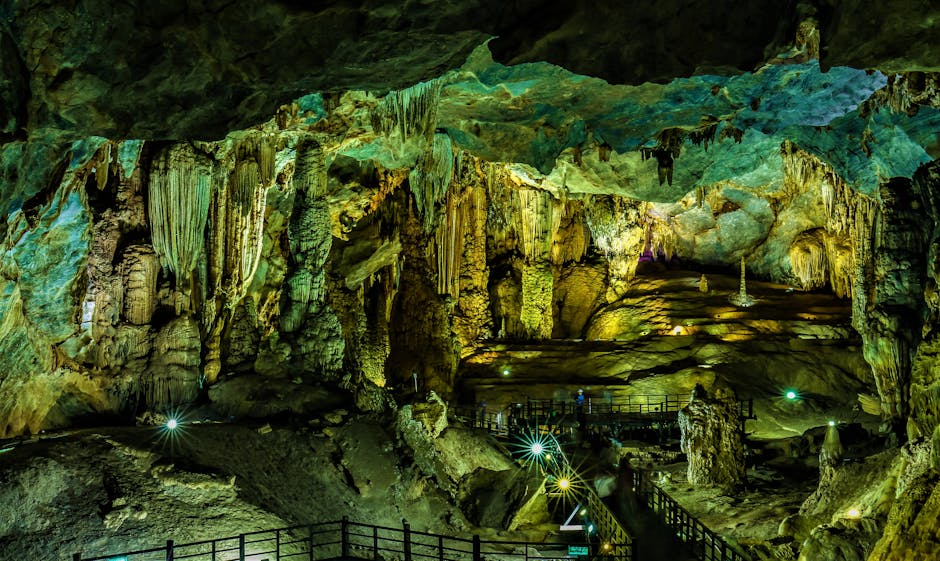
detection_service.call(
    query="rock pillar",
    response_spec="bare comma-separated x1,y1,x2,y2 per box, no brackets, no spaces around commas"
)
678,384,746,488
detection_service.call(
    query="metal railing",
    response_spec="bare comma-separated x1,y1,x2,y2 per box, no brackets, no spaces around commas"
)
74,518,632,561
451,406,512,436
584,486,631,559
632,474,747,561
455,396,754,435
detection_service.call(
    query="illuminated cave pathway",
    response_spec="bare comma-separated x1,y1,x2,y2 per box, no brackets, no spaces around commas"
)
500,404,730,561
553,431,708,561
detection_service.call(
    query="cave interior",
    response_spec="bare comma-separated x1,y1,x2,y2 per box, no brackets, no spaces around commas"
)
1,2,940,561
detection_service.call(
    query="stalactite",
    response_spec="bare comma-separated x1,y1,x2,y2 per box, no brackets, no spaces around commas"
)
484,162,515,253
586,197,644,260
94,142,111,192
781,142,878,301
645,214,679,262
515,188,555,261
824,237,854,299
584,195,646,300
410,132,454,233
434,189,464,296
148,143,213,279
371,79,442,143
789,230,828,290
550,200,589,265
640,127,700,186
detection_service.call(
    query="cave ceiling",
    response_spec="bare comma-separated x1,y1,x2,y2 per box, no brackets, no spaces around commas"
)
1,0,939,213
0,0,939,432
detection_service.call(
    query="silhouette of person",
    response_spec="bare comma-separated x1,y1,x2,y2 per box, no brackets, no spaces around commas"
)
576,389,586,431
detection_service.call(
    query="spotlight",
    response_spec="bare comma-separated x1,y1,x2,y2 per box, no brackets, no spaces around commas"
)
587,524,595,534
580,509,587,516
846,508,861,519
166,418,178,430
512,431,557,469
557,478,571,491
602,544,611,551
828,420,836,427
671,325,683,336
785,390,797,400
502,369,510,376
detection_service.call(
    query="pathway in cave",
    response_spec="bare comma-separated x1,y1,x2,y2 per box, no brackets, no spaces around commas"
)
563,443,700,561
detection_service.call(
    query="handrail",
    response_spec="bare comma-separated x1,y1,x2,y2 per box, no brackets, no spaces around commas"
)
454,396,755,435
74,517,632,561
632,472,748,561
584,486,631,559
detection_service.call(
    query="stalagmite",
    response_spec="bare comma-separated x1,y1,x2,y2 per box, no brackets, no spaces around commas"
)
145,317,202,408
515,188,555,261
121,245,160,325
678,384,746,489
818,422,844,489
729,256,755,307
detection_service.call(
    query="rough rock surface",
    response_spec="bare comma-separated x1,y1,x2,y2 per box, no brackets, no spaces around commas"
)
678,384,745,489
2,3,940,559
0,417,540,559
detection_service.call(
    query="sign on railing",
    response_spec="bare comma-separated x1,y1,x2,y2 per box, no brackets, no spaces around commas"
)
74,517,633,561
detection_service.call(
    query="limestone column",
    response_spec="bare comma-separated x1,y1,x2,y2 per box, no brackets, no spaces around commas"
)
678,384,746,488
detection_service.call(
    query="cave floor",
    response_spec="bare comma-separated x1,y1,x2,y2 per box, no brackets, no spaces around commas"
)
562,436,817,554
459,268,875,440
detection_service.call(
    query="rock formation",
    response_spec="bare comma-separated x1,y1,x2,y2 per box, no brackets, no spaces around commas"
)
1,2,940,559
678,384,746,489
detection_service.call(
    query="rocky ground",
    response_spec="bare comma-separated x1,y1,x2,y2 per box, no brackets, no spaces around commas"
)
0,409,551,561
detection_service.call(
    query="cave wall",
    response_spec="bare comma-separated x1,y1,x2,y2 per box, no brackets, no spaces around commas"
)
0,73,938,438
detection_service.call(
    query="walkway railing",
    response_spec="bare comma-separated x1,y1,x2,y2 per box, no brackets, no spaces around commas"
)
633,474,747,561
584,486,631,559
74,517,632,561
454,396,754,435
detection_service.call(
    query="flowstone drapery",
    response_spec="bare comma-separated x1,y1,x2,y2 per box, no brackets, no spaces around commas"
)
148,143,212,282
585,195,645,300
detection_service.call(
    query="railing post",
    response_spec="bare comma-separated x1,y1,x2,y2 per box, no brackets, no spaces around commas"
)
212,539,217,561
276,529,281,560
239,534,246,561
403,522,412,561
308,525,315,561
341,517,350,558
438,534,444,561
72,554,81,561
373,525,379,561
472,534,481,561
166,540,175,561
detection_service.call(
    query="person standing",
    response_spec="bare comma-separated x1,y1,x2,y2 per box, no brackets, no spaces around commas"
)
576,389,586,431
